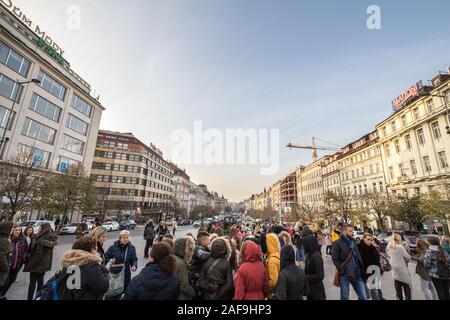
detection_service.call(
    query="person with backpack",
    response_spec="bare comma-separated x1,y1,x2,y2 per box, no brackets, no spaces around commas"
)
189,231,210,300
265,233,281,296
52,236,110,300
412,238,438,300
0,222,14,300
199,237,233,300
274,245,309,300
233,240,268,300
104,230,138,300
332,225,367,300
124,242,180,300
424,237,450,300
303,235,326,300
174,236,196,300
0,223,28,297
143,220,156,259
24,223,57,300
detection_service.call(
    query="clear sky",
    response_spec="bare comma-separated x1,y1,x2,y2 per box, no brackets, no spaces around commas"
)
13,0,450,202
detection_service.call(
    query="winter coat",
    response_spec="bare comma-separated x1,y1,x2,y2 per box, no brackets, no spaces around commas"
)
199,237,234,300
357,241,380,281
411,252,431,281
303,235,326,300
265,233,280,292
0,222,13,285
233,241,269,300
97,242,105,265
174,237,196,300
144,225,156,240
424,246,450,280
9,235,28,270
386,244,411,285
279,231,292,247
24,231,57,274
332,235,364,281
274,245,309,300
105,241,138,291
123,263,180,300
59,250,110,300
190,244,211,276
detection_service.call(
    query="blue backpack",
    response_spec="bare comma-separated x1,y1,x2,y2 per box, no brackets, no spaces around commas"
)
34,270,72,300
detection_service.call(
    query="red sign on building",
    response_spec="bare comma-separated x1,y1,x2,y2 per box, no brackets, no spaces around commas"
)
392,81,423,112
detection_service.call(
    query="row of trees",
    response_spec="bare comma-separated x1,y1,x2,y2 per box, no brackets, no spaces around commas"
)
0,152,98,222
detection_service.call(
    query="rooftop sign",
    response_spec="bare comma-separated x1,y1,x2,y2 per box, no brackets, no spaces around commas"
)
392,81,423,112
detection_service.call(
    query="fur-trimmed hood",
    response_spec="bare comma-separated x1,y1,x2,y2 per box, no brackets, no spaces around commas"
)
174,236,195,264
279,231,292,246
210,236,231,260
60,249,102,268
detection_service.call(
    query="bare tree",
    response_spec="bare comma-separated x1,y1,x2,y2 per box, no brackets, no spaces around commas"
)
324,190,354,224
299,202,318,222
358,192,394,231
0,151,40,221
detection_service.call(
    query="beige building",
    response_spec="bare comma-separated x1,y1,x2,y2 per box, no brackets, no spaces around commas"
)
298,157,326,213
0,3,104,175
171,164,190,214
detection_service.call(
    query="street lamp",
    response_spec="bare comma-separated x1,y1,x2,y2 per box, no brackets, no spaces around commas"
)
426,93,450,134
0,78,41,160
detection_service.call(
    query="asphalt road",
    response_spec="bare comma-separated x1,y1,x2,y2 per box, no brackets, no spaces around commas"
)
5,226,424,300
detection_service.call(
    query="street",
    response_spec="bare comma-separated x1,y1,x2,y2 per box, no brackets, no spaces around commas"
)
6,226,423,300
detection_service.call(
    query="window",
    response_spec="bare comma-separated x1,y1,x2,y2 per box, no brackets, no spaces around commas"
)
66,114,88,136
379,182,384,192
401,114,407,126
117,142,128,150
405,134,412,150
391,121,396,132
37,70,66,101
21,118,55,144
399,163,404,177
58,156,80,173
410,160,417,175
412,107,419,120
388,166,394,179
394,140,400,153
60,134,84,154
423,156,432,172
382,127,387,137
0,73,22,101
369,164,373,174
0,105,15,129
0,40,30,76
385,144,391,157
373,183,377,193
376,162,380,173
438,151,449,169
417,128,425,145
70,94,92,117
29,93,61,122
431,122,441,139
17,144,51,169
426,100,435,113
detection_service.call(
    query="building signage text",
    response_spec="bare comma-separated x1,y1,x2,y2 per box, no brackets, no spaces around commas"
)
392,81,423,112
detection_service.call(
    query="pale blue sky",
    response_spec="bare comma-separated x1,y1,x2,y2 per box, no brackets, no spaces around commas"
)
14,0,450,201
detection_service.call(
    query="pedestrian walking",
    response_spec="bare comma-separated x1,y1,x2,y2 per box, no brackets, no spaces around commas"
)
104,230,138,300
58,236,109,300
124,242,180,300
332,225,367,300
303,235,326,300
143,220,156,258
233,241,268,300
0,222,14,300
172,220,177,236
199,237,234,300
387,233,412,300
357,233,381,300
90,226,108,264
273,245,309,300
23,223,57,300
174,237,196,300
0,223,28,296
412,239,438,300
265,233,281,295
424,237,450,300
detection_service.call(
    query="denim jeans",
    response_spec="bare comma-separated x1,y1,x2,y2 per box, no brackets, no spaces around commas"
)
420,278,439,300
339,275,368,300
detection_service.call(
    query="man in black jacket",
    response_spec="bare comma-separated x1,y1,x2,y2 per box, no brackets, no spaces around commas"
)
332,225,367,300
189,231,210,300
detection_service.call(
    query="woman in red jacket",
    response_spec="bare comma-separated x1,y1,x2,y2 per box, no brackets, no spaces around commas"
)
233,241,269,300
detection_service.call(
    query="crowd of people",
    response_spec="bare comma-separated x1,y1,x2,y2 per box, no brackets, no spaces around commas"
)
0,218,449,301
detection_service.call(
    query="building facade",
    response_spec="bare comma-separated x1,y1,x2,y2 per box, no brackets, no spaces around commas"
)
0,2,104,175
171,164,190,213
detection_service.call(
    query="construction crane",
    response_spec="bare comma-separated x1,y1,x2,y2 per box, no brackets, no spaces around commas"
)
287,137,341,162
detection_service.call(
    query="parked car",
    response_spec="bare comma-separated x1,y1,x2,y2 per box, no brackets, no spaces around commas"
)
21,220,55,235
58,223,79,235
193,220,201,228
353,231,365,240
119,220,136,230
102,221,120,232
179,219,192,226
165,219,173,227
419,233,441,243
404,235,418,255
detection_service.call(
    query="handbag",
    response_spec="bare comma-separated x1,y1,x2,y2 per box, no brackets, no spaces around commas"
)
104,247,128,298
333,249,354,287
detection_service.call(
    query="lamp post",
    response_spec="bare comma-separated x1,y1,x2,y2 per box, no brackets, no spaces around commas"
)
427,93,450,134
0,78,41,160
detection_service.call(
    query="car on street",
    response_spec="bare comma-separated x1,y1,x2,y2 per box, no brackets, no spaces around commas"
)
404,235,418,255
165,219,173,226
58,223,79,235
179,219,192,226
353,231,365,240
193,220,201,228
419,233,441,243
21,220,55,234
102,221,120,232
